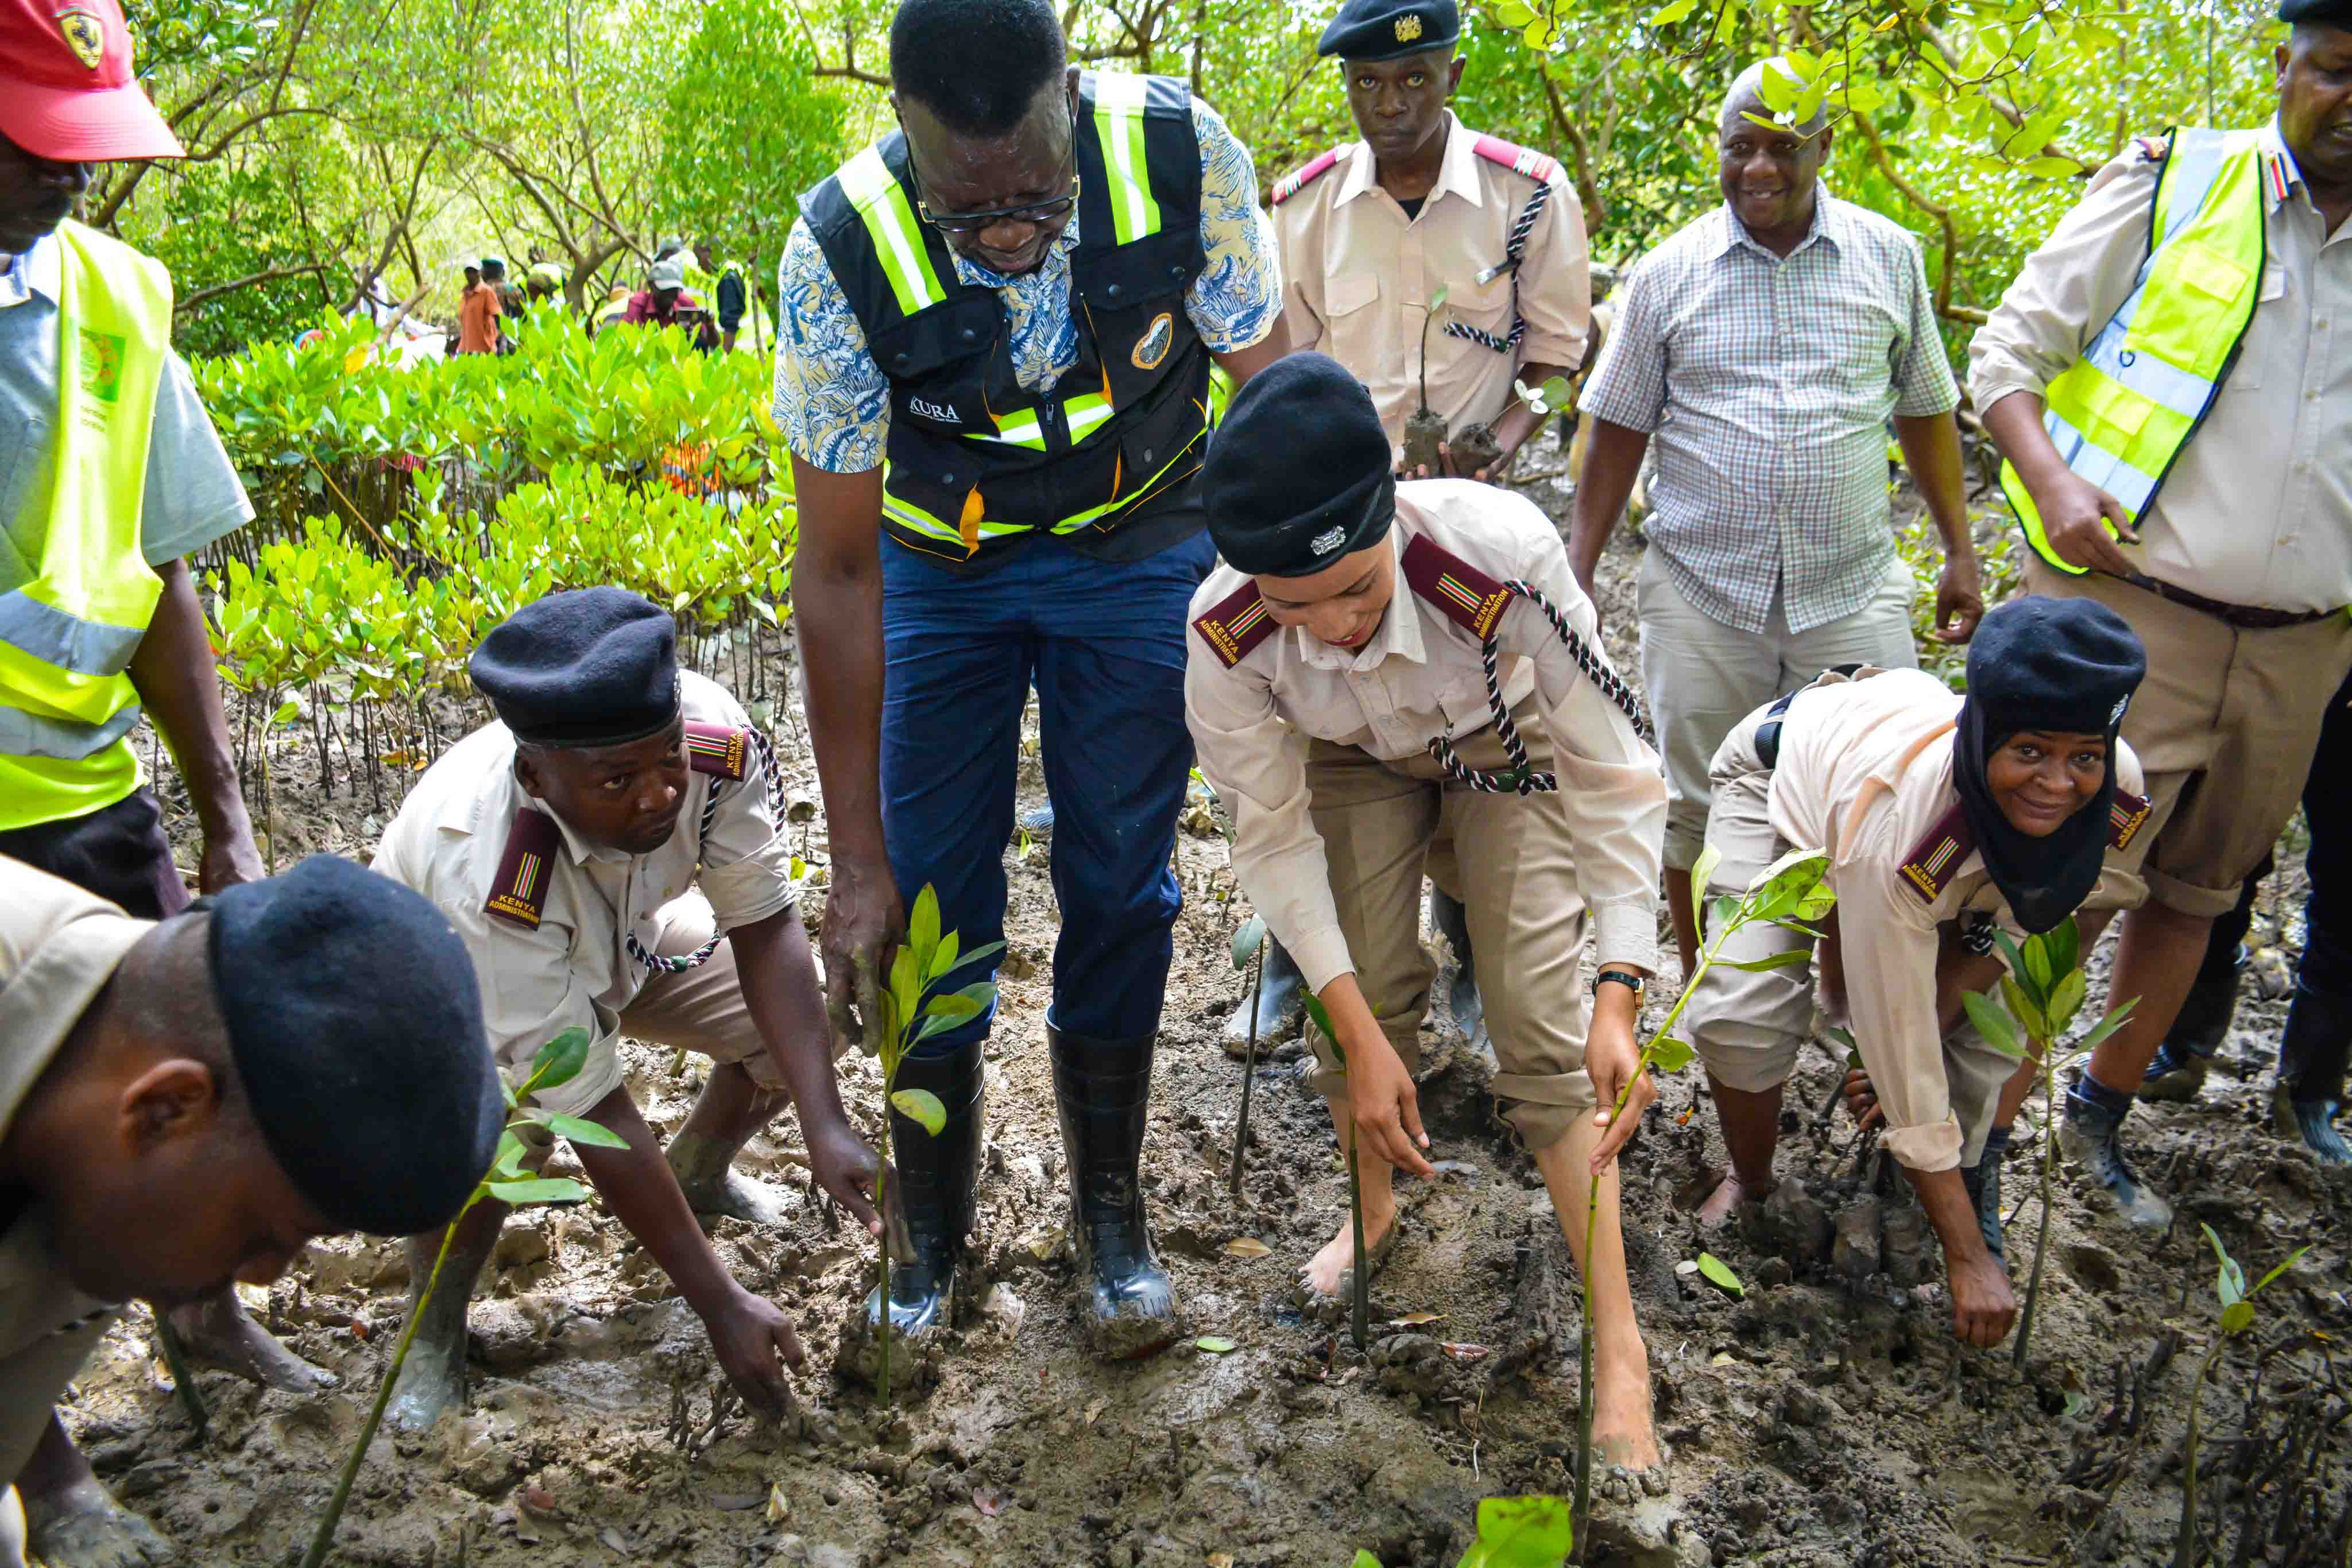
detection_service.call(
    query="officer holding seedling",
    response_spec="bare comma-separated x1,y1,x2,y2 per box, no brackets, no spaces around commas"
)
0,854,504,1565
777,0,1287,1362
369,589,883,1430
1683,598,2149,1346
1185,353,1668,1490
0,0,334,1552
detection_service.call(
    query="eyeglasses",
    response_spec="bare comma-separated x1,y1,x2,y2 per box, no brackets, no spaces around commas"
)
903,106,1082,237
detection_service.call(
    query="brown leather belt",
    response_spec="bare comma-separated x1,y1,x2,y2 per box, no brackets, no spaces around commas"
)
2120,572,2338,630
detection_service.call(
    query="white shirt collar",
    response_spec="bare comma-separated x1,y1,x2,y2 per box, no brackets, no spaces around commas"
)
1337,111,1484,213
0,235,59,311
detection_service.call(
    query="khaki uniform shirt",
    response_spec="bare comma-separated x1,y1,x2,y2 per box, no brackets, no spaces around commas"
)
0,861,151,1483
1275,112,1589,455
371,672,794,1120
1767,668,2146,1168
1186,479,1663,992
1970,121,2352,613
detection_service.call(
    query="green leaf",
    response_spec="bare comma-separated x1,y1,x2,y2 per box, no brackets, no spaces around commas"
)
525,1025,593,1094
1991,928,2034,1003
1962,991,2026,1059
2249,1245,2310,1299
2000,974,2049,1043
2074,997,2138,1055
1746,848,1831,922
1688,842,1722,900
2024,155,2082,180
1756,59,1798,114
2219,1299,2254,1333
1492,0,1535,22
486,1177,588,1205
490,1129,531,1181
1646,0,1700,22
1195,1334,1240,1354
908,884,941,975
2045,917,2081,982
1697,1253,1745,1298
2045,967,2088,1035
1454,1495,1575,1568
2201,1222,2248,1307
1302,993,1339,1066
531,1111,630,1149
930,929,960,983
270,698,301,727
889,944,922,1043
1232,913,1268,970
1707,895,1738,938
891,1087,947,1136
1647,1035,1695,1074
1429,284,1449,312
1354,1553,1386,1568
1717,947,1815,973
2020,929,2053,992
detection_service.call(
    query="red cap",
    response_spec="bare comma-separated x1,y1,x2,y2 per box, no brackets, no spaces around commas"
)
0,0,183,161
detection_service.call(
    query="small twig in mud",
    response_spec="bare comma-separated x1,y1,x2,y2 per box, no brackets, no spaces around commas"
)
151,1316,210,1440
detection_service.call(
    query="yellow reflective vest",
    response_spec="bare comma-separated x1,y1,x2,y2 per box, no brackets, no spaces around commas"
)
0,220,171,831
2001,127,2272,573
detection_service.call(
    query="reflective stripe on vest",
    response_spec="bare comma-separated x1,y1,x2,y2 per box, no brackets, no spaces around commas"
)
841,146,947,316
880,437,1201,549
0,221,168,765
1092,72,1165,244
1999,128,2269,575
973,389,1115,451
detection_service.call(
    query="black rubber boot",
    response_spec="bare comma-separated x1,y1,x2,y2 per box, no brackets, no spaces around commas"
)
1050,1026,1182,1358
864,1036,984,1340
2059,1077,2173,1230
1430,888,1484,1047
1223,937,1305,1057
2276,981,2352,1166
2140,944,2245,1102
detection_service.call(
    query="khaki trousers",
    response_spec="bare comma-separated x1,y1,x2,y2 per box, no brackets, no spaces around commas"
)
1300,708,1596,1151
2024,559,2352,916
622,897,786,1091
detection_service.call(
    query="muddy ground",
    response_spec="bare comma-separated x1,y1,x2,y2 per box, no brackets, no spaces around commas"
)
59,435,2352,1567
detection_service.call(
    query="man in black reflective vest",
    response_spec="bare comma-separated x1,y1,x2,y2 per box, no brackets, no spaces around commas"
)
776,0,1288,1362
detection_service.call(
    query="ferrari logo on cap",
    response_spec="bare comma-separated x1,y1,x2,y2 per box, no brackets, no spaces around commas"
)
59,6,105,68
1395,13,1422,40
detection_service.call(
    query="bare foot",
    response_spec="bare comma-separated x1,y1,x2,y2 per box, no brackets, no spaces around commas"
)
1695,1169,1766,1229
21,1474,169,1568
1299,1199,1397,1299
167,1292,334,1393
676,1168,792,1227
1591,1335,1662,1473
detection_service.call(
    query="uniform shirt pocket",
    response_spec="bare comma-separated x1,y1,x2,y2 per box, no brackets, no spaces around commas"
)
1326,272,1381,318
2223,262,2291,393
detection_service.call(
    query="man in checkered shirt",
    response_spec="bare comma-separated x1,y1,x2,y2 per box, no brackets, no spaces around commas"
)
1569,58,1981,979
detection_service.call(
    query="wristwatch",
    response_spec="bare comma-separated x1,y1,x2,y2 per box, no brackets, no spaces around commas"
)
1593,967,1646,1000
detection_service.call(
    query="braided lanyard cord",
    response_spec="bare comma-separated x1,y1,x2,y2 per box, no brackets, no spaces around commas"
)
1423,580,1655,795
1442,181,1551,356
622,725,788,976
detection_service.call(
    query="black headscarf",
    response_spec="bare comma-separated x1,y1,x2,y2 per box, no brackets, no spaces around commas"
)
1952,596,2147,934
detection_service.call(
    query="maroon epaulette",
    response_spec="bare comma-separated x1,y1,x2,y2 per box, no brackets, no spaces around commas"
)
1402,534,1512,641
485,807,562,930
1192,580,1277,668
1471,133,1557,184
683,721,747,781
1897,803,1975,906
1271,148,1343,206
2110,788,2152,851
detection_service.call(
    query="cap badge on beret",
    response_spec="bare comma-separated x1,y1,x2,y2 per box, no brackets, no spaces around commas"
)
1311,524,1348,557
59,6,104,67
1395,13,1422,39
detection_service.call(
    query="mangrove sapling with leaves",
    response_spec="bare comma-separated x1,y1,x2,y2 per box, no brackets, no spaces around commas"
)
302,1026,618,1568
1229,912,1268,1202
1958,917,2136,1370
1451,374,1572,481
1303,992,1373,1352
1566,845,1833,1558
2174,1226,2307,1568
866,883,1000,1404
1402,285,1452,475
1351,1493,1577,1567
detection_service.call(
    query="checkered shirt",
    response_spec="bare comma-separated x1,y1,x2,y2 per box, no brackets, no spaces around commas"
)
1578,192,1959,636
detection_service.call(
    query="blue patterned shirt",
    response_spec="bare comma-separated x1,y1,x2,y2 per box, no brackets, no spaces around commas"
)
773,92,1283,474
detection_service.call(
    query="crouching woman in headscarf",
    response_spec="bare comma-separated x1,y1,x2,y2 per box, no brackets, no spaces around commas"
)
1684,596,2149,1348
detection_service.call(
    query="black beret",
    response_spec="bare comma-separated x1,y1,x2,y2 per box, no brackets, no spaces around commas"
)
1204,353,1395,577
2281,0,2352,24
471,587,681,748
1318,0,1458,57
1963,595,2146,740
207,855,503,1237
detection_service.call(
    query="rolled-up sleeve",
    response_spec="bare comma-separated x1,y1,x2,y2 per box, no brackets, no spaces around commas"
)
1186,99,1285,355
1508,533,1665,974
1512,168,1589,372
1185,638,1356,992
1967,152,2157,417
1835,833,1965,1171
1575,251,1669,433
773,218,892,473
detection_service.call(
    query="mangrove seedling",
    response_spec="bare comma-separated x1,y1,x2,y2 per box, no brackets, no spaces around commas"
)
302,1025,616,1568
867,883,1000,1404
1402,285,1452,475
2174,1225,2305,1568
1229,912,1268,1203
1302,991,1372,1352
1352,1494,1576,1567
1958,917,2136,1369
1450,374,1570,481
1569,845,1833,1558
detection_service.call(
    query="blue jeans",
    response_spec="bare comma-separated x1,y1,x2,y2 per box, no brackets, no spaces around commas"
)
880,528,1217,1055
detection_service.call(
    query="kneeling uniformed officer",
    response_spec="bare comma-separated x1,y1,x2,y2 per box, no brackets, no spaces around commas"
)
370,589,881,1429
0,854,503,1561
1685,598,2149,1346
1187,353,1668,1482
